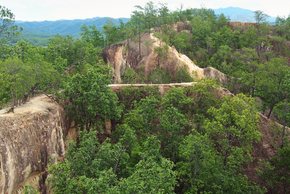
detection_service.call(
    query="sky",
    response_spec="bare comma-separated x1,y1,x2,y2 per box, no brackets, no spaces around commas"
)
2,0,290,21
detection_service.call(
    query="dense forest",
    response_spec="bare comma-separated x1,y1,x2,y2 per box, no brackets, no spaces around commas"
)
1,2,290,193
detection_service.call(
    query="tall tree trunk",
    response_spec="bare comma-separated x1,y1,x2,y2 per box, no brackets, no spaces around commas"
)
224,150,228,167
252,76,255,97
11,91,15,113
267,95,277,119
157,55,160,66
139,21,141,57
268,81,283,118
281,92,288,148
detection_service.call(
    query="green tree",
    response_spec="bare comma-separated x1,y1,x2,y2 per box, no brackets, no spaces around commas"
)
0,48,61,110
177,130,265,193
161,86,195,116
175,66,193,83
158,105,188,162
80,24,104,47
190,78,221,131
0,5,22,49
102,18,118,46
153,44,169,66
121,68,136,84
45,34,76,65
157,2,170,25
258,57,289,118
205,94,261,169
149,66,171,84
117,136,176,193
48,126,135,193
234,47,262,97
0,58,27,109
48,129,176,193
281,72,290,147
63,68,121,131
177,130,216,193
257,147,290,193
254,10,269,24
124,94,160,137
144,1,157,32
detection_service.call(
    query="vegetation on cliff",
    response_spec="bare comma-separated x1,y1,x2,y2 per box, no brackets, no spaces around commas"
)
1,2,290,193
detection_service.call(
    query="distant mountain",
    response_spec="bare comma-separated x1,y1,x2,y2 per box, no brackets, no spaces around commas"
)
13,7,277,46
15,7,276,38
213,7,276,23
15,17,130,38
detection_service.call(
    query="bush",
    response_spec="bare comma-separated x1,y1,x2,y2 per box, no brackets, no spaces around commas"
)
175,66,193,83
149,66,172,84
121,68,136,84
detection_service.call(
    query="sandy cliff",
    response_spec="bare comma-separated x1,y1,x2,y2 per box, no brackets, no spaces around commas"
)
102,30,228,84
0,95,65,194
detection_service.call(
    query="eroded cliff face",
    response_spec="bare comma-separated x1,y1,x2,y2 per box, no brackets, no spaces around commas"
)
103,33,206,84
102,24,228,84
0,95,65,194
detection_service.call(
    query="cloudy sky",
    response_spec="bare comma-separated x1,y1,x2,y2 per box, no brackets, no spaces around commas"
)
2,0,290,21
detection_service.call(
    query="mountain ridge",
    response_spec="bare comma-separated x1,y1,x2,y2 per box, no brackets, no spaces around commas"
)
13,6,277,46
213,7,276,23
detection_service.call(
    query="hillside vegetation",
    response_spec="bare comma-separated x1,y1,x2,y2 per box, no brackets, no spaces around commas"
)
1,2,290,193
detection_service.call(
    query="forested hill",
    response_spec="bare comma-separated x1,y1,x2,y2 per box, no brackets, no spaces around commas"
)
15,17,130,37
12,17,130,46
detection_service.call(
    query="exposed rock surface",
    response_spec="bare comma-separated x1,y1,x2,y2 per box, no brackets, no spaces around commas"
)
203,67,228,84
102,27,227,84
0,95,66,194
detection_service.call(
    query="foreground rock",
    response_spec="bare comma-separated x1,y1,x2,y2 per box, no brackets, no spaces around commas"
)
0,95,65,194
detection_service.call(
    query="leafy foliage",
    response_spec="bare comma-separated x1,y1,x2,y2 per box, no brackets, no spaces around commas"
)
121,68,136,84
257,147,290,193
63,68,121,131
205,94,261,169
149,66,172,84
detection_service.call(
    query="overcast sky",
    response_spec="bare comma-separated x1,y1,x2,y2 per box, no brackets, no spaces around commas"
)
2,0,290,21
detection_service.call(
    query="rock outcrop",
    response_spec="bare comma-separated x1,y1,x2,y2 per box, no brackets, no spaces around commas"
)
0,95,65,194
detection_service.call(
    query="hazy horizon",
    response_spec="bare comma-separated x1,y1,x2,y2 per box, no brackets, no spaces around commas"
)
3,0,288,22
